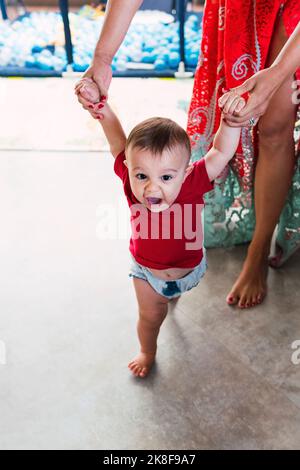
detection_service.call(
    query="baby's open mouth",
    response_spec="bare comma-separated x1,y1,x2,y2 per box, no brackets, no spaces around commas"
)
146,197,162,205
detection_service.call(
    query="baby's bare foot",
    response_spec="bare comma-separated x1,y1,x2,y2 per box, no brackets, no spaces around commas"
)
128,351,156,378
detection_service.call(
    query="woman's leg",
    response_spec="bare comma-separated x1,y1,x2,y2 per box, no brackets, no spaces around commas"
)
128,277,169,377
227,14,298,309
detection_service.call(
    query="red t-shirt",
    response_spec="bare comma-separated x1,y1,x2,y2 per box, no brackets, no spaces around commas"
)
114,151,214,269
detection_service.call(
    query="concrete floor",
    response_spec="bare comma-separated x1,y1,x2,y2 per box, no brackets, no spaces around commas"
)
0,77,192,152
0,149,300,450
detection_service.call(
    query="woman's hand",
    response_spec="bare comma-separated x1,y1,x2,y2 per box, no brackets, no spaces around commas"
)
75,77,106,120
219,92,250,127
75,56,112,118
219,65,286,127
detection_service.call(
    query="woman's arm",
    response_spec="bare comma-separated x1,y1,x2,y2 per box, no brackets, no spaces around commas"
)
75,0,143,110
219,21,300,126
93,0,143,66
272,21,300,79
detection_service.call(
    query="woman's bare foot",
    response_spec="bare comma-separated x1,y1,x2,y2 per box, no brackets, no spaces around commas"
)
226,245,269,309
128,351,156,378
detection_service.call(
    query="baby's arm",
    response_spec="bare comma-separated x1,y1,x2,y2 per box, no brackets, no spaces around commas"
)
78,78,126,158
204,119,241,181
204,96,245,181
96,103,127,158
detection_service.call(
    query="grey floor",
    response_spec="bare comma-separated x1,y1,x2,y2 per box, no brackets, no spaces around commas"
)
0,150,300,450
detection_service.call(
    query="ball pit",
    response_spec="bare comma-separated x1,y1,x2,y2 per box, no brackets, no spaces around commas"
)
0,7,202,75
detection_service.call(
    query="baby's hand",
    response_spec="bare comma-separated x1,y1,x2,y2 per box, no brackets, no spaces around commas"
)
218,90,246,115
76,77,100,104
76,77,106,120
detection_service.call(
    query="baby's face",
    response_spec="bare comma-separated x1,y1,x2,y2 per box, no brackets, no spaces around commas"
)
124,145,193,212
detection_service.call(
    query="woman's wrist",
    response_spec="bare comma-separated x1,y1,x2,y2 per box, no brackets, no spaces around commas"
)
262,63,288,97
93,49,113,66
270,61,292,86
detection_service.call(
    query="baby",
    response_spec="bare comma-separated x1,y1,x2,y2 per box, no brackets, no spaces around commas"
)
76,78,245,378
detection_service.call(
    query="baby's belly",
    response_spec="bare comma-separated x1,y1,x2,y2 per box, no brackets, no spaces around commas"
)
147,266,194,281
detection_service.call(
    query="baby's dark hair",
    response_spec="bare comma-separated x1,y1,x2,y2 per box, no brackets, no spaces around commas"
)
125,117,191,159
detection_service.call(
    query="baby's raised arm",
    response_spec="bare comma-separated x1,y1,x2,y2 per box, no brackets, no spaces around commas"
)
204,95,246,181
77,78,126,159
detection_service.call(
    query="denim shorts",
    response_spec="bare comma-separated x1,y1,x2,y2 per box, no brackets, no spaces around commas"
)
128,254,207,300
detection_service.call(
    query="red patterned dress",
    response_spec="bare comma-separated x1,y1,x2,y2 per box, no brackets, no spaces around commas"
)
187,0,300,260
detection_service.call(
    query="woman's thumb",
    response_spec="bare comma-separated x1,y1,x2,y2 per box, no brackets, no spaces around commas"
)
230,77,256,96
98,84,108,101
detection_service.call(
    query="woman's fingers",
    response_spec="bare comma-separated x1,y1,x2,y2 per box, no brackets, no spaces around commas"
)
75,77,100,102
233,97,257,118
229,76,255,98
74,82,84,94
225,97,238,115
218,92,230,108
76,85,106,106
83,107,103,120
235,108,262,123
236,102,266,120
219,91,246,116
224,117,258,127
75,82,87,97
74,79,107,122
223,93,241,114
223,105,261,123
92,112,103,119
77,93,105,116
225,119,251,127
89,110,104,120
235,98,247,114
228,97,245,115
80,102,104,120
76,93,95,110
75,79,88,93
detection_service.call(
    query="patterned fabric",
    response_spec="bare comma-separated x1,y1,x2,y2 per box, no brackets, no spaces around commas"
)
187,0,300,261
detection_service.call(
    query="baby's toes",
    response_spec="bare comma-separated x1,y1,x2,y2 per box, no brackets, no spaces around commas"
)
139,367,148,378
133,365,142,376
128,361,137,371
130,361,139,371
